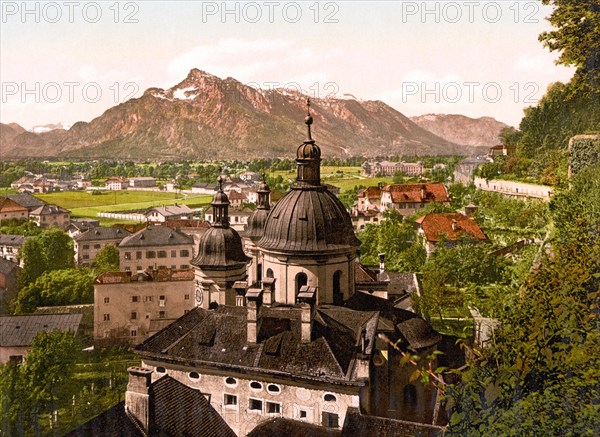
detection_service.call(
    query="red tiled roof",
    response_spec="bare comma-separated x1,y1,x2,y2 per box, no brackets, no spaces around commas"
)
383,183,450,204
358,186,382,199
416,213,487,242
227,190,247,201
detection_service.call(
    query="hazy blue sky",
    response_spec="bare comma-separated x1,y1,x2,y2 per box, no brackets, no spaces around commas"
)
1,1,575,129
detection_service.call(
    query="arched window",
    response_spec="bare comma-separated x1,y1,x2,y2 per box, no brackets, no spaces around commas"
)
266,268,274,278
333,270,343,305
295,272,308,295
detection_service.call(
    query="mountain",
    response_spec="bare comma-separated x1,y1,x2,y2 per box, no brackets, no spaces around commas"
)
410,114,510,149
2,69,469,160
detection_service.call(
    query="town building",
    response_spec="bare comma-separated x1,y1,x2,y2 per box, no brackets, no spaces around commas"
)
74,227,132,266
380,183,450,216
356,185,383,213
118,225,195,272
0,313,82,364
30,204,71,229
205,207,252,232
0,259,20,315
67,218,101,238
106,177,129,190
0,234,29,266
128,177,157,188
191,182,218,195
416,212,488,255
93,269,194,346
453,157,488,185
362,160,425,177
0,197,29,222
160,219,211,248
145,204,194,222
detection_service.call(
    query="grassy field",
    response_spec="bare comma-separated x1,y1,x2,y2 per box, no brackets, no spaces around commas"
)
37,191,213,224
269,166,394,192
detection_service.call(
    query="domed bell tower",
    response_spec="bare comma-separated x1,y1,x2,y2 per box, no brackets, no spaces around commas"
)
191,176,250,308
243,177,271,286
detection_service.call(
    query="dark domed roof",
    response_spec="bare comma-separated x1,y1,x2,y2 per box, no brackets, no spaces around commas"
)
297,142,321,160
258,185,360,254
245,208,270,241
192,227,250,270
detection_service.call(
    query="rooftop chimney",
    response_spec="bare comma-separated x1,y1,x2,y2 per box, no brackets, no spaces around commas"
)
233,281,248,307
299,302,312,344
125,367,153,433
246,288,263,344
262,277,276,306
378,253,386,275
451,219,458,231
420,185,426,200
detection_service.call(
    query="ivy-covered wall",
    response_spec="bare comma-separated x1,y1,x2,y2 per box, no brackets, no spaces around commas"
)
569,134,600,178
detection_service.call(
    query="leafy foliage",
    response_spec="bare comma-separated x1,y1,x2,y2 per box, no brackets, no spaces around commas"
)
93,244,120,274
569,135,600,177
13,268,94,314
446,166,600,436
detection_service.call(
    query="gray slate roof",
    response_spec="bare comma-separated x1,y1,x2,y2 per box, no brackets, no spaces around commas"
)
75,226,131,242
119,225,193,248
30,204,70,215
0,258,19,275
0,313,82,346
0,234,28,246
7,194,46,210
136,304,378,385
66,376,236,437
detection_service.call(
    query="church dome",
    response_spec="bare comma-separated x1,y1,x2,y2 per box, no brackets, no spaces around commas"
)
258,185,359,254
192,176,250,270
192,226,250,270
297,142,321,160
246,208,270,241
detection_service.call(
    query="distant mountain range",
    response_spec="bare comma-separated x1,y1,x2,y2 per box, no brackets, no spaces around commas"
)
410,113,510,149
1,69,507,160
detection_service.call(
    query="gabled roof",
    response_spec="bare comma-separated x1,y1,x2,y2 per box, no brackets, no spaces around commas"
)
0,197,29,213
161,219,210,230
65,376,236,437
7,193,46,209
226,190,247,201
30,204,70,215
74,226,131,242
146,204,193,218
119,225,194,248
0,313,82,347
136,305,378,385
358,186,382,200
416,213,487,242
382,184,450,204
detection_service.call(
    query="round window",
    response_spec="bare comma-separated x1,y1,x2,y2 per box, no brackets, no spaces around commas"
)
156,366,166,373
324,393,337,402
267,384,281,394
225,377,237,386
250,381,262,390
188,371,200,380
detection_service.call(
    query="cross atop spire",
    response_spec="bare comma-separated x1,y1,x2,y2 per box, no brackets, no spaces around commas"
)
305,98,313,142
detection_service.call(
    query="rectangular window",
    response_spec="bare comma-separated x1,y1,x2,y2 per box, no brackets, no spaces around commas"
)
180,265,189,270
146,251,156,259
224,394,237,407
180,249,189,257
248,398,263,412
124,252,131,260
136,251,142,260
103,314,110,321
159,311,166,318
266,402,281,414
94,244,101,249
322,412,339,428
82,244,89,250
171,250,176,257
131,330,137,337
157,250,167,258
184,294,190,300
83,254,90,260
144,296,153,302
131,296,139,303
103,297,110,304
130,312,137,320
136,266,142,271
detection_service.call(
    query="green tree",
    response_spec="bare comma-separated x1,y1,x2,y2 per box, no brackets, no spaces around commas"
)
19,238,47,289
94,244,120,273
539,0,600,92
13,268,94,314
37,228,74,271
